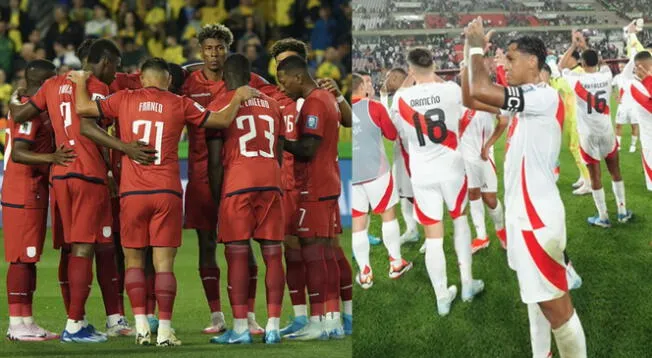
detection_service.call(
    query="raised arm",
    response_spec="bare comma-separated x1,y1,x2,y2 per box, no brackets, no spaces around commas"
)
461,66,501,114
9,92,44,124
68,71,100,117
318,78,352,127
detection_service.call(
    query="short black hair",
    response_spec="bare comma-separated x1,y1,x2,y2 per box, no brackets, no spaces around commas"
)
270,38,308,60
389,67,408,76
541,63,551,74
25,59,55,85
141,57,169,74
277,55,309,74
168,63,186,94
645,43,652,49
198,23,233,47
352,73,364,93
407,47,433,68
223,54,251,89
571,50,581,61
357,71,371,77
76,38,95,61
508,36,547,70
635,50,652,62
581,49,599,67
87,39,121,64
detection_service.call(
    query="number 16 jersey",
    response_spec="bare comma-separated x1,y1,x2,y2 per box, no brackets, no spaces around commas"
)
390,81,465,186
562,67,613,138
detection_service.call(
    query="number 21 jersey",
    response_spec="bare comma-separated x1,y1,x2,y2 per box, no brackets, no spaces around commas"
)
391,81,464,186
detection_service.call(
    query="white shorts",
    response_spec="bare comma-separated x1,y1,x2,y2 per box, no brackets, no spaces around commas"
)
352,171,399,217
615,106,639,125
412,175,468,225
579,134,618,164
642,147,652,191
464,158,497,193
506,205,568,304
392,155,413,198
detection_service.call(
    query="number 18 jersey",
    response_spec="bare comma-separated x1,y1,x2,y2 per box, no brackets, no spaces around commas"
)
390,81,464,186
562,67,613,138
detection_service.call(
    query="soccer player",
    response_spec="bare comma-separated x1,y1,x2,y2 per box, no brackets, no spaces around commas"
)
68,57,260,346
3,60,70,341
465,17,587,358
613,63,639,153
351,72,412,289
8,39,151,343
205,54,286,345
390,47,483,316
277,55,343,340
560,44,632,227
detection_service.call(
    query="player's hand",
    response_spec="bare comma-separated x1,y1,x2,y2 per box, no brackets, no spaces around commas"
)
49,144,76,166
481,145,490,161
66,70,91,84
636,64,652,80
317,78,342,96
494,48,506,68
483,29,495,53
235,85,261,102
107,174,118,198
465,17,486,49
124,140,157,165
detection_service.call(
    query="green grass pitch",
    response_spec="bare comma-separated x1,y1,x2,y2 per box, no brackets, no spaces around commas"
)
354,95,652,357
0,229,352,357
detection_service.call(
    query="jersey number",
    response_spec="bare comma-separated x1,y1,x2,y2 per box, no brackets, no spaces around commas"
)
4,128,11,170
586,90,607,114
132,120,164,165
413,108,448,147
59,102,75,145
236,115,275,158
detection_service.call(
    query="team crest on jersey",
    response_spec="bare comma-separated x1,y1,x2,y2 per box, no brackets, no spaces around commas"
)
306,115,319,129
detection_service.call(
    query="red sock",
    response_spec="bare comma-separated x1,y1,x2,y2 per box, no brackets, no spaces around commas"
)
145,272,156,315
23,263,36,317
225,245,250,319
324,246,341,313
334,246,353,302
199,267,221,313
262,245,284,318
68,256,93,321
248,264,257,313
301,244,326,316
95,245,121,316
124,268,146,315
284,247,306,306
7,263,30,318
58,251,70,315
155,272,177,320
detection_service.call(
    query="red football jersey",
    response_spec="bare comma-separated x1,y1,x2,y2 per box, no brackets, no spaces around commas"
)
280,97,301,190
109,72,142,93
2,96,54,208
96,87,209,196
294,88,341,201
206,91,283,196
29,73,110,183
182,70,290,183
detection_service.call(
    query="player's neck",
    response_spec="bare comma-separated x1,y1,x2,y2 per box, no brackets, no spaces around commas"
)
584,66,598,73
301,81,318,98
24,86,38,97
414,74,437,84
202,67,223,82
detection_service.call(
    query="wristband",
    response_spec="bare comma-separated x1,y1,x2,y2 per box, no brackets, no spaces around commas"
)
469,47,484,57
336,95,345,103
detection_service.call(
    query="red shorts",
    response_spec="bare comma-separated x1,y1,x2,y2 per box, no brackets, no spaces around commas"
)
111,197,120,234
297,199,338,239
3,206,47,263
52,178,113,245
218,190,284,243
184,180,218,231
50,187,67,250
282,189,300,236
334,202,343,235
121,193,183,249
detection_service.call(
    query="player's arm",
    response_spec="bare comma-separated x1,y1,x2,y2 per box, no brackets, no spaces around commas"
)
318,78,352,127
283,135,321,161
201,86,260,129
461,66,501,114
12,142,76,166
206,136,224,206
276,136,284,166
8,90,44,124
481,114,509,160
558,40,579,70
369,100,399,141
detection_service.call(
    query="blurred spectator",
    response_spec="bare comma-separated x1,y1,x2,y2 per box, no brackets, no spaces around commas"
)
118,11,144,45
316,46,342,82
163,35,185,64
182,9,204,41
0,69,13,111
244,44,269,81
44,5,84,59
311,5,337,62
52,40,82,69
6,0,32,42
145,24,166,58
0,21,14,76
70,0,93,24
140,0,166,27
200,0,228,26
227,0,265,47
121,37,145,71
236,16,261,54
85,4,117,38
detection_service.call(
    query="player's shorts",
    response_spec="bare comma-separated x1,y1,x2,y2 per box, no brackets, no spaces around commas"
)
218,190,284,243
184,179,218,231
282,189,300,236
615,106,639,125
464,158,497,193
352,171,399,217
50,186,67,250
392,159,413,198
297,197,338,239
578,134,618,165
52,178,113,245
642,147,652,191
412,175,468,225
121,193,183,248
334,203,343,235
505,205,568,304
2,206,47,263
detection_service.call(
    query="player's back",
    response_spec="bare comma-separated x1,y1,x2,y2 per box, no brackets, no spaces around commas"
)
352,97,393,184
563,68,613,136
459,108,495,162
392,81,464,185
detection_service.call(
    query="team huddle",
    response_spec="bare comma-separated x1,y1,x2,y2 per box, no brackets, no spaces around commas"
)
2,23,354,346
353,17,652,358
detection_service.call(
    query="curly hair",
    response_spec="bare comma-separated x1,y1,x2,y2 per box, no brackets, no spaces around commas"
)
198,23,233,46
270,38,308,60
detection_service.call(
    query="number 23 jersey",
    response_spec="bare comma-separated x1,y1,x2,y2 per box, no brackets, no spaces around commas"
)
390,81,464,186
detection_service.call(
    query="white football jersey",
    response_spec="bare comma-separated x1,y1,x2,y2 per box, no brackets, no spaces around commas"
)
630,80,652,148
563,67,613,137
613,73,635,110
459,108,495,162
390,81,464,185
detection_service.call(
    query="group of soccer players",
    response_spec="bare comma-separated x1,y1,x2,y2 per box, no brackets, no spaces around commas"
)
353,16,652,358
3,22,354,346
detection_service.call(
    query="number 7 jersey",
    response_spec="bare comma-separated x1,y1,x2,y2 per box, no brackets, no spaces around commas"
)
390,81,465,185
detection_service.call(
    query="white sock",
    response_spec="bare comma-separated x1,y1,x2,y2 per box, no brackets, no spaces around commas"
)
247,312,256,321
382,219,402,262
326,312,341,321
487,200,505,230
265,317,280,332
293,304,307,318
158,319,171,335
9,316,22,325
232,318,247,334
401,198,417,232
23,316,34,325
631,135,638,146
352,230,371,270
591,188,608,220
343,300,352,316
309,315,321,324
469,198,487,239
424,238,448,301
552,311,587,358
107,313,121,327
453,216,473,289
611,181,627,215
211,311,225,326
528,304,552,358
617,135,622,146
134,314,148,333
65,319,83,334
147,314,155,319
